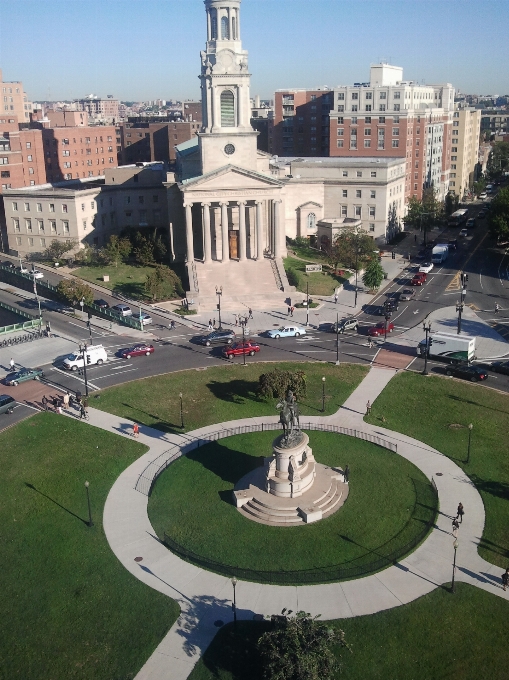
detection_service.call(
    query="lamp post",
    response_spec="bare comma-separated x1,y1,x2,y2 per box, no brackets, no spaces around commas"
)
179,392,184,429
335,312,340,366
215,286,223,330
354,247,360,308
422,321,432,376
384,308,392,342
84,481,93,527
79,343,89,397
242,321,246,366
456,300,464,335
451,538,459,593
231,576,237,628
467,423,473,464
321,376,326,412
305,280,310,327
80,296,85,320
419,211,434,247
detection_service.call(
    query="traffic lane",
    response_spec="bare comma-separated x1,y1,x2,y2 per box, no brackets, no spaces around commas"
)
407,356,509,394
0,402,37,431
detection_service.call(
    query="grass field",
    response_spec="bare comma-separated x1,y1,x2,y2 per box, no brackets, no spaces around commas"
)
149,431,435,580
189,583,509,680
0,413,179,680
75,262,156,300
365,372,509,567
92,362,368,434
284,256,350,296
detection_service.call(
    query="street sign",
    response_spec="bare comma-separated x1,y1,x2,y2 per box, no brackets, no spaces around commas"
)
305,264,322,273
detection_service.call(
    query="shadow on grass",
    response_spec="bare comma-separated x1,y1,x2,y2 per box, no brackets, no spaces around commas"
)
469,474,509,502
187,441,260,485
448,393,509,416
478,536,509,560
118,402,181,434
206,379,263,405
112,282,147,300
24,482,89,525
197,620,268,680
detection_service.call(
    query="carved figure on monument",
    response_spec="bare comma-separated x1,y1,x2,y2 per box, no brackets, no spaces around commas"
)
276,390,303,446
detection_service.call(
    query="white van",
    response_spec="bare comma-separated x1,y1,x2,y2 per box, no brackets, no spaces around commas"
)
63,345,108,371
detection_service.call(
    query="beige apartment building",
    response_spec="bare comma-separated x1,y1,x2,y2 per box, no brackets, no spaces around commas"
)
449,107,481,198
3,163,169,258
0,69,33,123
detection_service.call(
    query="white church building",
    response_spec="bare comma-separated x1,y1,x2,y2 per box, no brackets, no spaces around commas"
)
166,0,406,309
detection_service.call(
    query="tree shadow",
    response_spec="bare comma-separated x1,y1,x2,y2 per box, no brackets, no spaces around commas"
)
477,536,509,559
206,379,263,405
199,619,268,680
187,441,260,485
117,402,181,434
112,281,147,300
24,482,88,525
448,394,509,416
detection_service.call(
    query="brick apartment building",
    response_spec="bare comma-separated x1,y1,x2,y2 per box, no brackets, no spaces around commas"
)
73,95,120,124
272,89,334,156
0,69,33,123
0,117,46,192
117,120,201,166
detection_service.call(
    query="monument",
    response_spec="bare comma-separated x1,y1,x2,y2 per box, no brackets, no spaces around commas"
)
233,391,349,525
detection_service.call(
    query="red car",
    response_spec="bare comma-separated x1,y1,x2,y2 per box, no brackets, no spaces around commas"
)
120,344,155,359
411,272,427,286
222,341,261,359
368,321,395,337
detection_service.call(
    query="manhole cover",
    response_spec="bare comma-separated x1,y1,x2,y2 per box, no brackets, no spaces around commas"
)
134,556,143,562
435,473,443,476
214,620,224,627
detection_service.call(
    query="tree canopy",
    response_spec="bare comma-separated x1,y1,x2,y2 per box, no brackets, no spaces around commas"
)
362,258,385,291
100,235,131,267
42,239,77,262
258,369,307,401
144,265,184,301
488,186,509,243
57,278,94,307
325,231,375,272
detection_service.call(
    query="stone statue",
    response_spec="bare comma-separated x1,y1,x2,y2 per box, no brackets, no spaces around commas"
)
276,389,302,444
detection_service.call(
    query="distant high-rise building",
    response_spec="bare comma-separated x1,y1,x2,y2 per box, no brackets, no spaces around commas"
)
0,69,34,124
74,95,119,124
117,120,202,166
272,89,334,157
449,107,482,198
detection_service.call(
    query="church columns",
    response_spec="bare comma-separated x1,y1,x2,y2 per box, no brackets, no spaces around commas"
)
256,201,264,260
220,202,229,262
184,203,194,263
238,201,247,262
274,199,282,259
202,203,212,263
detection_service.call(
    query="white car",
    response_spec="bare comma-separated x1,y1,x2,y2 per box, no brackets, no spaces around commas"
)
479,192,487,200
418,262,434,274
31,270,44,279
266,325,306,339
139,313,153,326
459,229,468,238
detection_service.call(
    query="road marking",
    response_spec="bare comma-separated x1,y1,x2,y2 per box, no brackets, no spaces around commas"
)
93,369,139,380
50,366,100,390
110,363,134,370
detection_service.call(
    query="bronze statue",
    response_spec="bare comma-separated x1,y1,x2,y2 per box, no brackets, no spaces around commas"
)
276,389,301,442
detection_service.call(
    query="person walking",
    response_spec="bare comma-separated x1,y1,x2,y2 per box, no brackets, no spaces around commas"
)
41,395,48,411
414,234,417,243
368,338,374,349
290,306,295,317
213,318,216,328
452,518,460,537
288,305,291,316
343,464,349,484
495,303,500,314
132,423,140,438
234,314,238,327
63,392,70,409
334,292,338,304
502,568,509,592
366,400,371,415
457,502,465,523
248,308,253,319
9,358,15,371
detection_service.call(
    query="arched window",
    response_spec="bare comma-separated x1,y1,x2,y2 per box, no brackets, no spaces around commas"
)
221,16,229,39
211,15,218,39
220,91,235,127
232,17,237,40
307,213,316,230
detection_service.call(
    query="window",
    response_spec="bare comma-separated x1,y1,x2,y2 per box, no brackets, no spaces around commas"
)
379,116,385,124
451,147,457,152
356,171,362,177
28,237,34,247
139,195,144,204
220,90,235,127
62,220,70,234
338,93,345,100
365,105,372,112
40,238,46,247
62,150,70,156
341,205,347,216
38,220,44,232
364,139,371,148
63,162,71,168
342,171,348,177
25,219,32,232
62,204,68,213
371,171,377,178
392,128,399,136
379,104,386,112
35,203,42,212
369,206,376,217
26,142,31,149
337,140,344,148
369,223,375,232
365,116,371,123
50,220,56,234
28,167,34,175
451,164,456,170
13,218,20,232
342,189,348,197
0,158,8,165
370,190,376,198
365,128,371,136
24,202,30,212
355,206,362,217
0,170,9,178
351,105,358,112
351,117,358,124
307,213,316,230
338,105,345,112
451,156,457,161
337,117,344,124
351,92,359,100
350,139,357,149
356,190,362,198
12,202,18,211
365,92,372,100
394,104,400,111
152,195,159,203
83,219,87,230
27,154,33,162
337,128,344,136
15,236,22,246
221,15,229,39
49,203,55,212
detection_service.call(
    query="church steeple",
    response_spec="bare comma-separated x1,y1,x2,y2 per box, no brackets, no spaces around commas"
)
198,0,258,174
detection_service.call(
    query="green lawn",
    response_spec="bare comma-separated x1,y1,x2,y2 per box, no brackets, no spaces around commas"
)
287,243,327,263
284,256,351,296
0,413,179,680
149,431,435,582
75,262,158,300
189,583,509,680
92,362,368,434
365,372,509,567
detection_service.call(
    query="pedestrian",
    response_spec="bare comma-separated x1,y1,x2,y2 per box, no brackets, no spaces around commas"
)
46,321,52,337
495,303,500,314
288,305,291,316
80,404,86,420
133,423,140,438
63,392,70,409
368,338,374,349
343,464,349,483
290,306,294,317
248,308,253,319
452,518,460,536
169,320,176,331
213,318,216,328
41,395,48,411
366,400,371,415
9,358,15,371
234,314,238,326
502,568,509,592
52,395,59,410
457,502,465,523
414,234,417,243
334,293,338,304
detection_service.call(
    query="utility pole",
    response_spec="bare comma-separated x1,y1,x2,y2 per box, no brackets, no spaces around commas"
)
335,312,340,366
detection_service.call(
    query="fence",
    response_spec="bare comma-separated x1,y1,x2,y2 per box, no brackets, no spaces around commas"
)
0,299,42,335
134,421,398,497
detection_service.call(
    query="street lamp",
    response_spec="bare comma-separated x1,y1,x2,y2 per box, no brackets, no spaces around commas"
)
242,321,246,366
467,423,473,464
419,211,435,247
231,576,237,628
422,321,432,376
31,271,42,328
305,280,310,327
215,286,223,330
451,538,459,593
335,312,340,366
84,481,93,527
456,300,464,335
79,343,90,397
354,247,361,308
80,296,85,320
179,392,184,429
383,303,392,342
321,376,326,412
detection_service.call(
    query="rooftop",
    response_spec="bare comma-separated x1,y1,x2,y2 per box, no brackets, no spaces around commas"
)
271,156,404,168
4,177,105,195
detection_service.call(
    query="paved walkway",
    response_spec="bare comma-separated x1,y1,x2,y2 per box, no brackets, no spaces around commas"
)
68,367,507,680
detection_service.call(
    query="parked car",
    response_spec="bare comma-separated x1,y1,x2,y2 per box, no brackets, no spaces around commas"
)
448,239,458,250
479,192,487,200
120,344,155,359
489,360,509,376
324,317,359,333
139,313,153,326
30,269,44,279
466,218,476,228
411,272,427,286
445,364,488,382
111,304,132,317
4,367,44,386
0,394,16,415
266,325,306,339
199,329,236,346
418,262,434,274
222,341,261,359
94,299,110,309
459,229,468,238
368,321,395,337
399,288,415,301
478,210,487,219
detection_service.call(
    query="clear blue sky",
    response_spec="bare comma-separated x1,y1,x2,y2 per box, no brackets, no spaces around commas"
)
1,0,508,102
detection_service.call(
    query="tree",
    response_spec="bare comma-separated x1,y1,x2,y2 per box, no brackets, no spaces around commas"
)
42,239,77,262
488,186,509,243
444,192,459,216
258,369,306,400
258,609,349,680
57,278,94,307
473,178,487,197
362,258,385,292
100,235,131,267
402,196,423,229
325,232,373,272
144,265,184,301
487,142,509,179
386,203,400,242
133,233,156,266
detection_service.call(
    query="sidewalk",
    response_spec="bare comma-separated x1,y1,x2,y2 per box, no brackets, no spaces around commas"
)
68,363,506,680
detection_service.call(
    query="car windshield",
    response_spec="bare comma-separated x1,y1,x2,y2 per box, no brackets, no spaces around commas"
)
68,353,80,361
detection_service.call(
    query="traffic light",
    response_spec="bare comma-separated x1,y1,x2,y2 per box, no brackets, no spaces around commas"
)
428,337,433,346
392,251,396,259
86,354,91,364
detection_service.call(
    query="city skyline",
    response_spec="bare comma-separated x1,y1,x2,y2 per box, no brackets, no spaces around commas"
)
1,0,508,102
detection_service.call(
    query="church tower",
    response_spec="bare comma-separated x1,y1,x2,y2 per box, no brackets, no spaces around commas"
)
198,0,259,175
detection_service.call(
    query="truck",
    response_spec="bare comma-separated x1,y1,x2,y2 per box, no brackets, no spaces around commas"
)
448,209,469,227
417,332,476,363
431,244,449,264
63,345,108,371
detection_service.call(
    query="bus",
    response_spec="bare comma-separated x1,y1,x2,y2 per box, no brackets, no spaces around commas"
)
448,209,469,227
